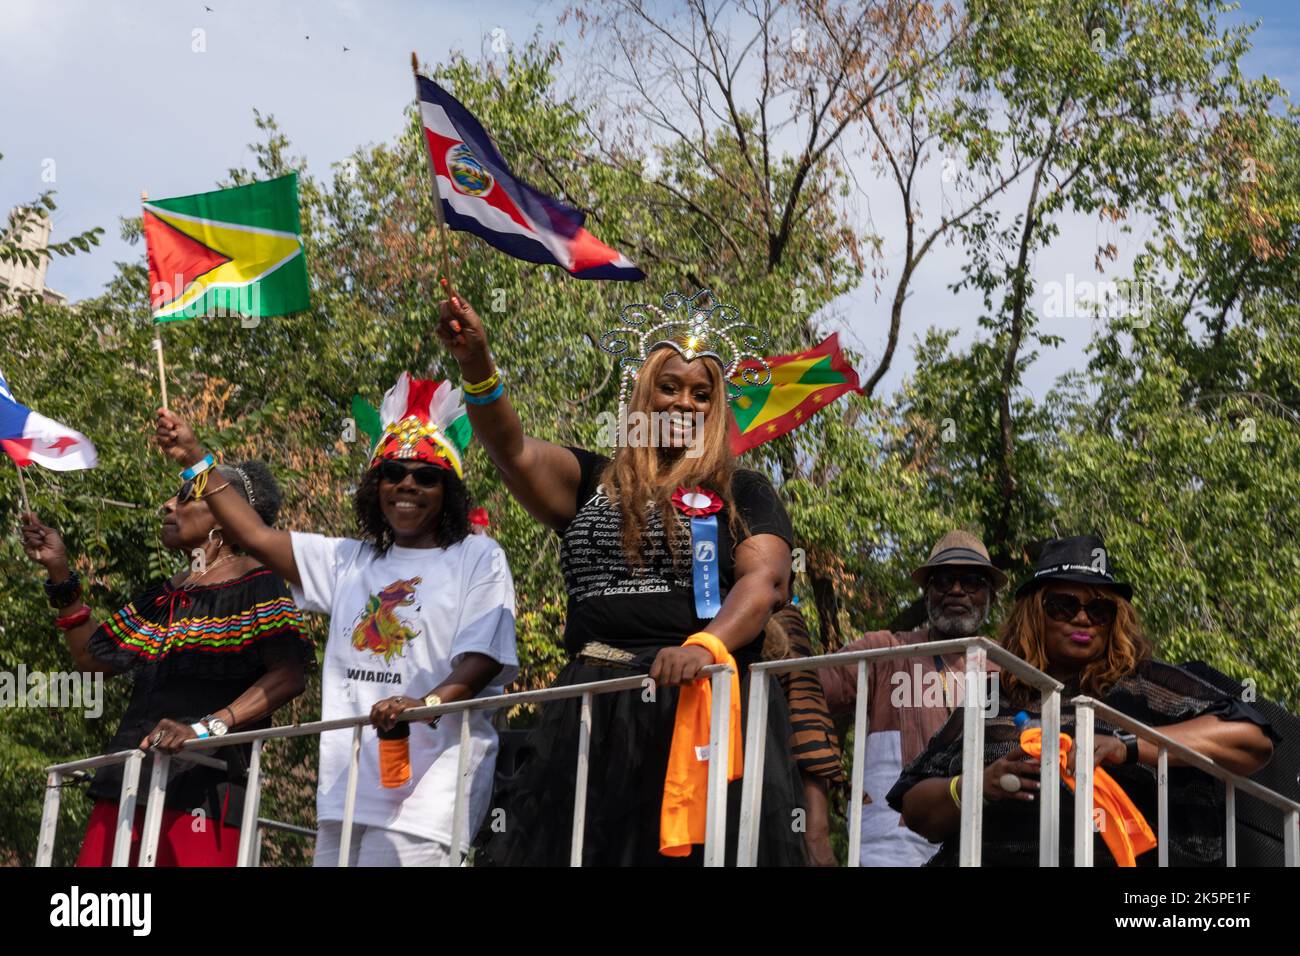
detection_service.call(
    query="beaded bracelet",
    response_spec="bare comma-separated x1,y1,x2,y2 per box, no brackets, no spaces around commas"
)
463,369,501,395
44,569,82,609
464,380,505,406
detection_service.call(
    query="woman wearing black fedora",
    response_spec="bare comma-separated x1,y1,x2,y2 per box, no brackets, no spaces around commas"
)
888,534,1277,866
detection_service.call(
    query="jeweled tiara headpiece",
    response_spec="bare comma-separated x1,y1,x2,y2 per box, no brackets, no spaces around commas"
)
598,289,771,416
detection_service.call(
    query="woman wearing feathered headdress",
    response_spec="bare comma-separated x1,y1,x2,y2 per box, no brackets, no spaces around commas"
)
437,287,806,866
153,377,518,867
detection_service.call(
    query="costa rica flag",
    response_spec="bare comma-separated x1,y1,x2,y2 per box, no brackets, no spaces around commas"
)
0,369,98,470
416,75,644,281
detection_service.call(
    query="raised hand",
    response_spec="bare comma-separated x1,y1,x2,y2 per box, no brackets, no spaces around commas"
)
19,512,69,575
154,408,205,467
436,287,491,371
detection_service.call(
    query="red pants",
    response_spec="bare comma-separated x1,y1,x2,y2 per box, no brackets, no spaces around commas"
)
77,797,242,867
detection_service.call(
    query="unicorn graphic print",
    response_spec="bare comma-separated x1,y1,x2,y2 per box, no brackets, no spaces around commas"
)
351,576,423,663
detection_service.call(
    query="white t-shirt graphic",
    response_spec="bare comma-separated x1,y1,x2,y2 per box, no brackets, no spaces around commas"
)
291,532,518,846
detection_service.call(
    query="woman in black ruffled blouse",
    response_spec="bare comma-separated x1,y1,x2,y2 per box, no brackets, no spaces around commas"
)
21,460,312,866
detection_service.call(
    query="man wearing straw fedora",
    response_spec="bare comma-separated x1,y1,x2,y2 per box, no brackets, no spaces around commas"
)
821,531,1005,866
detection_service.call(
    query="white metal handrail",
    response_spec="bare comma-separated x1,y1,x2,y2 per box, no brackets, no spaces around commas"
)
37,663,735,868
253,816,320,867
1072,696,1300,867
37,638,1299,868
743,638,1297,867
37,748,227,867
741,636,1064,866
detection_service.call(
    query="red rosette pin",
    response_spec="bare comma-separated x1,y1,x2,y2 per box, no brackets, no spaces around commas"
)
672,486,724,517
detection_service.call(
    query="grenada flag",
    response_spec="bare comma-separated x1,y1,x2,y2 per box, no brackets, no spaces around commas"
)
143,173,310,322
728,333,863,454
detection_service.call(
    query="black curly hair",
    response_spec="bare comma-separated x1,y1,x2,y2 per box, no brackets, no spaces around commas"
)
353,462,470,554
215,461,282,526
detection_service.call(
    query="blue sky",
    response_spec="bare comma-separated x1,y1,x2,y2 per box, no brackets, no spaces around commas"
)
2,0,1295,398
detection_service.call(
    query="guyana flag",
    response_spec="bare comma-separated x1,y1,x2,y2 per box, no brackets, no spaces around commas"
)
728,333,863,454
143,173,310,322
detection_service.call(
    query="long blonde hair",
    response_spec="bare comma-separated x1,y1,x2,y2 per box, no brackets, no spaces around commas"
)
600,347,744,566
999,584,1150,706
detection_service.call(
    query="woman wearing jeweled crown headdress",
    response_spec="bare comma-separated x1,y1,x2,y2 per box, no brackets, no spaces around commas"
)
438,286,807,866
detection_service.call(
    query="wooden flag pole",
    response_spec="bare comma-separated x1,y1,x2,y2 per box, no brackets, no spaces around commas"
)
154,334,169,409
13,457,31,514
143,188,170,408
411,51,455,289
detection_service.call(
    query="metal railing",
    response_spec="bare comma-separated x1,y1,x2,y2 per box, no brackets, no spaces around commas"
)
37,637,1300,867
37,748,228,867
37,663,735,868
1071,696,1300,867
742,637,1299,867
743,636,1063,866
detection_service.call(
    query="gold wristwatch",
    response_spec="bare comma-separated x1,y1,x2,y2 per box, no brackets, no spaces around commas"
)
423,692,443,727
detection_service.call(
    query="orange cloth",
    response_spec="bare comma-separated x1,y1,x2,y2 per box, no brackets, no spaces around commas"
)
1020,728,1157,866
659,632,743,857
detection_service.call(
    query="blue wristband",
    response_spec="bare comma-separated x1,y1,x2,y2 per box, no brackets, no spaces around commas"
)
181,453,215,481
464,381,505,405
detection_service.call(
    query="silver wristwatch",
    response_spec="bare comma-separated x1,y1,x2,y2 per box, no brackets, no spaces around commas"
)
202,714,230,737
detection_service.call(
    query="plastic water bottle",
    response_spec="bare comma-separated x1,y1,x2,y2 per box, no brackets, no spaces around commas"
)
1014,710,1040,751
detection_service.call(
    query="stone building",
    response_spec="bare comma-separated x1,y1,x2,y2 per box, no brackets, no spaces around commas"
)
0,209,69,307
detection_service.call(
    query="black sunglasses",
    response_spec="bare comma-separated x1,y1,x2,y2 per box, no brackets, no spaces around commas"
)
929,570,991,594
1042,592,1118,626
378,460,445,488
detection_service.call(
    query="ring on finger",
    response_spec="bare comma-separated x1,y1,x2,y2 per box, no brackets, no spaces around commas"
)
152,731,164,746
998,773,1022,793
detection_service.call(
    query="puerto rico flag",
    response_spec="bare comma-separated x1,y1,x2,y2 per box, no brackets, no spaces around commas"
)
416,75,644,281
0,370,98,470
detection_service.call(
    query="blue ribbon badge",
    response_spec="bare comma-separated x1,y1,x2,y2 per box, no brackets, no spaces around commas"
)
691,515,722,621
674,486,725,619
690,515,722,619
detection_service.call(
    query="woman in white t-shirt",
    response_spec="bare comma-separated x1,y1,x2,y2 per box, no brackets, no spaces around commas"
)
153,374,518,867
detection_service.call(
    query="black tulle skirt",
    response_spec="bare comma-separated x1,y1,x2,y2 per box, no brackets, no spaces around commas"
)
476,657,808,867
